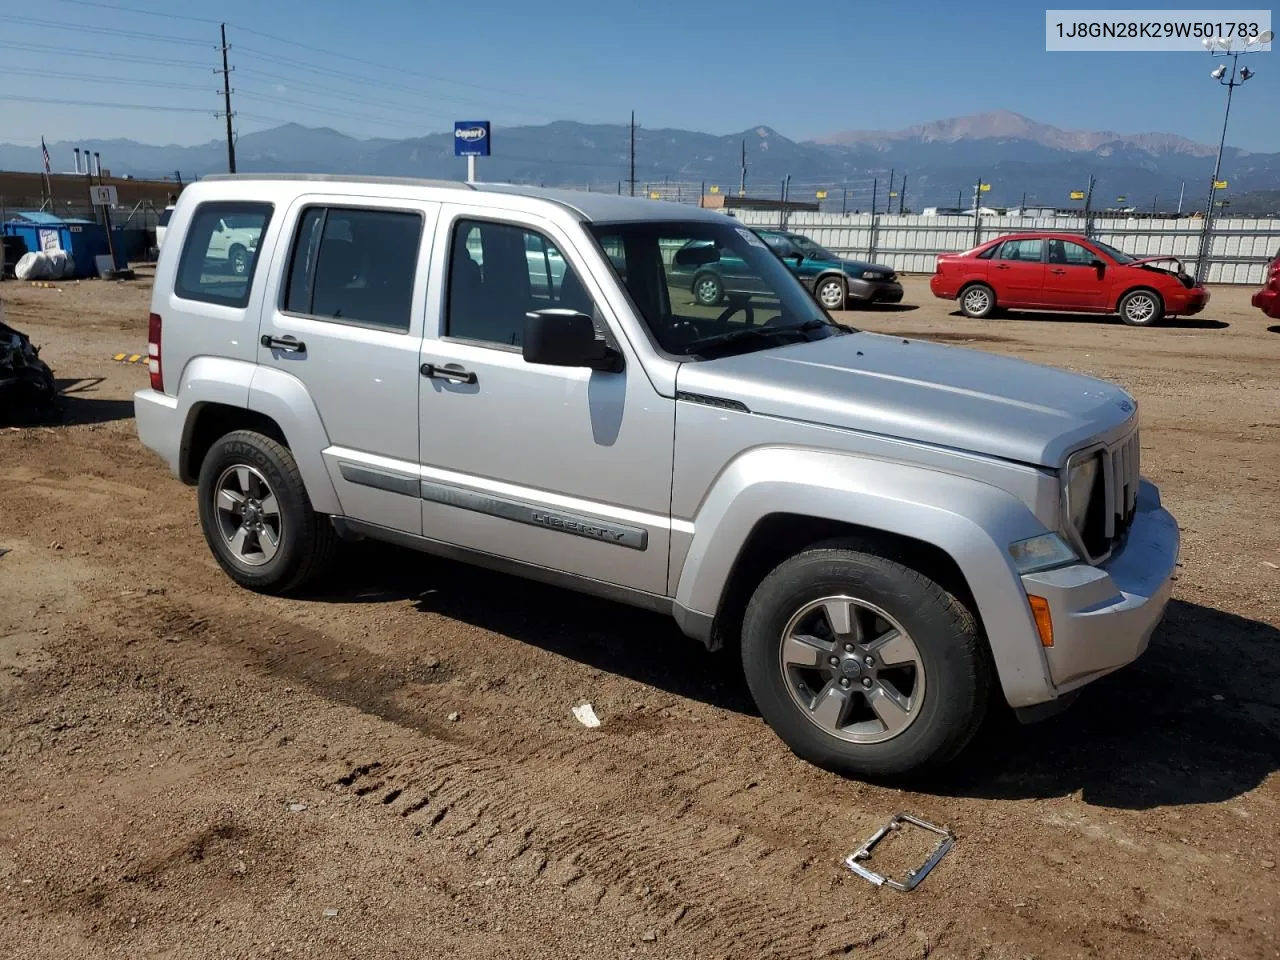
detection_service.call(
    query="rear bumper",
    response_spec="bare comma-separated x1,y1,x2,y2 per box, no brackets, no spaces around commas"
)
1018,479,1179,700
847,278,904,303
1253,287,1280,318
133,387,182,476
928,274,956,299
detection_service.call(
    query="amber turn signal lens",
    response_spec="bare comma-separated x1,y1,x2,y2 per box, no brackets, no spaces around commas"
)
1027,595,1054,647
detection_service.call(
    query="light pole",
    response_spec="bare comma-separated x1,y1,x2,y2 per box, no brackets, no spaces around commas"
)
1195,30,1271,282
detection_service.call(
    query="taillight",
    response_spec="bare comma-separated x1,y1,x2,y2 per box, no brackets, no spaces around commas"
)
148,312,163,392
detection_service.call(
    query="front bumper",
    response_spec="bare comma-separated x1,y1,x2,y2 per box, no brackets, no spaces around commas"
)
1253,286,1279,319
847,277,904,303
1175,288,1210,316
1019,479,1179,698
133,387,182,476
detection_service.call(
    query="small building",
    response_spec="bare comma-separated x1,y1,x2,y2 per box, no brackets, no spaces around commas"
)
699,194,820,214
1,211,126,278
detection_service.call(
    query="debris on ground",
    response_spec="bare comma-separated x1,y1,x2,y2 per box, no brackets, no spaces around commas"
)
322,908,339,918
447,711,460,722
0,307,56,417
288,802,307,812
844,813,955,892
571,703,601,728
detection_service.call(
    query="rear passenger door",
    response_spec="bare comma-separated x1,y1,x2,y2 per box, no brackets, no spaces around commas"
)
255,195,440,534
989,237,1046,306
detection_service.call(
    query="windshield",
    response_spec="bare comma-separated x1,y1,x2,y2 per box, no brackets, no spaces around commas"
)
789,235,837,261
587,220,851,358
1090,239,1136,265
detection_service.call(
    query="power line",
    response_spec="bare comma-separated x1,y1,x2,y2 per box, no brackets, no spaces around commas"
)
0,66,213,90
0,94,210,113
41,0,223,24
0,39,211,69
0,17,212,45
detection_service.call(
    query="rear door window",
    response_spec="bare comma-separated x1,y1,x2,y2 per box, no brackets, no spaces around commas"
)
174,201,273,308
282,206,423,332
995,238,1043,262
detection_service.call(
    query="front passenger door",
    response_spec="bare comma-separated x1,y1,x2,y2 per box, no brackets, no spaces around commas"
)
416,210,674,595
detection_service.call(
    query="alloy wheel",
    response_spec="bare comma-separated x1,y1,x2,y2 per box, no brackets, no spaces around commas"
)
213,464,282,567
778,596,926,744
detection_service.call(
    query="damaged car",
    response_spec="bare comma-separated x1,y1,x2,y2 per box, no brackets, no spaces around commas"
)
0,309,56,416
930,233,1210,326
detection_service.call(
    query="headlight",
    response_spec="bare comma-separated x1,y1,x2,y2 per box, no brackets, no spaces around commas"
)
860,270,886,281
1065,455,1099,536
1008,532,1078,574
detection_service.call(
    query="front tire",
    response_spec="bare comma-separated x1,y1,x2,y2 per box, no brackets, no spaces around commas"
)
958,283,996,318
741,543,990,781
228,244,249,276
815,275,847,310
693,272,723,306
1118,288,1163,326
196,430,338,594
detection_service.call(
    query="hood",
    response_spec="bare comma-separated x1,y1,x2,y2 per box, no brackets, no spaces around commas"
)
837,259,893,276
675,331,1137,467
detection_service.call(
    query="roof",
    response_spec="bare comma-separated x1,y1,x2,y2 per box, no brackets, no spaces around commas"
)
6,211,99,226
196,172,727,224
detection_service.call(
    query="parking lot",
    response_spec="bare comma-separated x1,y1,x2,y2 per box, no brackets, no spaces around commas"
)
1,270,1277,959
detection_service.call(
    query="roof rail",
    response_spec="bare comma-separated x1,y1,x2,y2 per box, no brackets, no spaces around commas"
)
197,172,475,190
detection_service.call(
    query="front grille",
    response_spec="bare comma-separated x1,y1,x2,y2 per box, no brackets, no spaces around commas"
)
1079,428,1140,563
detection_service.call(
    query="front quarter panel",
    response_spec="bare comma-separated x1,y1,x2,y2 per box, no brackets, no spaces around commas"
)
674,446,1057,708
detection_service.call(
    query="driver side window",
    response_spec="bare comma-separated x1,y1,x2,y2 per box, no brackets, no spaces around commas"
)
446,219,596,348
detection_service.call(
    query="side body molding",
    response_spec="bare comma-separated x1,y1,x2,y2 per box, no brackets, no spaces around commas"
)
673,447,1058,708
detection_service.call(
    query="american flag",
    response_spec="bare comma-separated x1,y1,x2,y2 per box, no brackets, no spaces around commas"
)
40,136,51,174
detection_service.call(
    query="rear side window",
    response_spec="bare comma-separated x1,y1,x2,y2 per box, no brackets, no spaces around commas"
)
157,208,173,227
174,201,273,308
283,206,422,332
995,238,1043,262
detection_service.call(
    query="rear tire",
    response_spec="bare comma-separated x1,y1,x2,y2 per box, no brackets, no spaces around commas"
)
741,543,990,782
228,244,249,276
1118,288,1163,326
958,283,996,319
196,429,338,594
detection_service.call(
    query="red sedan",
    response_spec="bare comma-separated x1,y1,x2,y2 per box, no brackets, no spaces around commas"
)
1252,248,1279,319
930,233,1210,326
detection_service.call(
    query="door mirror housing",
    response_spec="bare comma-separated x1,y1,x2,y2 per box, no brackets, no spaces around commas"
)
1091,258,1106,269
523,309,622,372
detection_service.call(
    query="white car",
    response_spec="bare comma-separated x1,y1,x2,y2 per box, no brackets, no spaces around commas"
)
155,205,175,251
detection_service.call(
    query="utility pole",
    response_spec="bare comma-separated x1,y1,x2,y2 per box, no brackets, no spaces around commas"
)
739,139,747,196
870,178,878,220
841,185,847,216
218,23,236,174
886,168,894,215
1151,194,1159,217
1083,173,1097,238
628,111,636,197
900,175,908,214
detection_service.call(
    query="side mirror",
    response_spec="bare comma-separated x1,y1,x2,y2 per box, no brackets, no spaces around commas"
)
786,252,804,263
1091,258,1106,269
523,309,622,372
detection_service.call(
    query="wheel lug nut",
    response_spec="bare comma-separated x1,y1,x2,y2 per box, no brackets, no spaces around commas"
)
840,678,852,688
844,644,855,653
864,656,875,667
861,678,874,689
828,656,839,666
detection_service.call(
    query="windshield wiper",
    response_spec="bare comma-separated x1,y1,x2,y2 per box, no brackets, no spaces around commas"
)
685,318,845,357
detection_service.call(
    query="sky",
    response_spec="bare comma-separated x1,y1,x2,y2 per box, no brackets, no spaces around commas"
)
1,0,1277,153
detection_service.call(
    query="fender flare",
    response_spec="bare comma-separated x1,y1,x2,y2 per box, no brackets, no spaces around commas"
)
674,447,1056,708
174,356,341,515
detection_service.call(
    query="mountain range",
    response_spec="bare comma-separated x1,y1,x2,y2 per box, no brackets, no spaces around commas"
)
3,110,1278,213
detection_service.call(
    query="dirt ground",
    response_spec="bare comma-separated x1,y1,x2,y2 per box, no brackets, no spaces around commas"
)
1,268,1277,960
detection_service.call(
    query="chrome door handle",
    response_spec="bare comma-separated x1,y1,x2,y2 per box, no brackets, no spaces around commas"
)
1050,268,1067,275
261,334,305,353
420,362,477,384
995,264,1011,270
